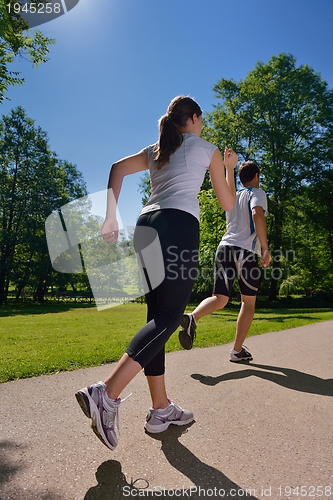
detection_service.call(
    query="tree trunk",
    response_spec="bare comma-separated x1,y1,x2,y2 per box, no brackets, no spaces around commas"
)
0,273,6,304
15,283,26,301
34,282,46,303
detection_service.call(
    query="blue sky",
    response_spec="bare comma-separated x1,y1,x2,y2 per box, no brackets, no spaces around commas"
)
2,0,333,229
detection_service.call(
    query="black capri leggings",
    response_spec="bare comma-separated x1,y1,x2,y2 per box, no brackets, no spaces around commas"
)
126,209,199,376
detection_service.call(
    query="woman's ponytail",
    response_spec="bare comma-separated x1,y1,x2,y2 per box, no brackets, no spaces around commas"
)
154,96,202,169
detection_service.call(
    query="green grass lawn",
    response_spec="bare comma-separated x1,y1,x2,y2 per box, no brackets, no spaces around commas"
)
1,301,333,383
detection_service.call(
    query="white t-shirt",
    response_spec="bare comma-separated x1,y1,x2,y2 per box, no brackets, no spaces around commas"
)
220,187,268,255
140,133,217,221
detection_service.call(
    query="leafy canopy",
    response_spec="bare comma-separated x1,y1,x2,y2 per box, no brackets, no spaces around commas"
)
0,1,55,102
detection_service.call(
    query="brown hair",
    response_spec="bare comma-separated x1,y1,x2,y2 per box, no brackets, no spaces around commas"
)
238,161,260,185
154,96,202,168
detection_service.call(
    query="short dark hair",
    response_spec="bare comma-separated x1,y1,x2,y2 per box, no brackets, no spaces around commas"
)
238,161,260,185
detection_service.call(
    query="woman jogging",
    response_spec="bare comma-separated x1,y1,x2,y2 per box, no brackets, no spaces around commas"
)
75,96,238,450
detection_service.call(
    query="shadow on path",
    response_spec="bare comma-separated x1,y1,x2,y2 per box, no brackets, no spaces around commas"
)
84,460,149,500
0,440,23,486
0,440,63,499
84,424,259,499
192,363,333,396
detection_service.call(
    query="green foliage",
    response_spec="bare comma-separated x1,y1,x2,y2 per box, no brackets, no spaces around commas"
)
278,171,333,296
190,189,226,299
0,106,87,303
0,1,55,102
202,53,333,300
139,171,150,206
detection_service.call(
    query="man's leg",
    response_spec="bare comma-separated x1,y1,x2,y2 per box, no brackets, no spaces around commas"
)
179,294,229,350
230,248,260,361
233,294,256,352
192,293,229,323
179,245,234,350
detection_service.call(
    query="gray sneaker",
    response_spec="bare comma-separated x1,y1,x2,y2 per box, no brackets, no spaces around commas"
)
75,381,129,450
179,313,196,350
145,399,194,433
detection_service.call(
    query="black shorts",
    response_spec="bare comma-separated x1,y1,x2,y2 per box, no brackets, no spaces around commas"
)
213,245,260,297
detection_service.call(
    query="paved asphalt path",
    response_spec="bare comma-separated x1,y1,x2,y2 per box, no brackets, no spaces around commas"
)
0,321,332,500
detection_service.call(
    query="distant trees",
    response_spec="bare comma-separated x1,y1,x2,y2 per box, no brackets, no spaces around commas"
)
201,53,333,300
0,106,87,303
2,52,332,305
0,2,55,102
139,53,333,302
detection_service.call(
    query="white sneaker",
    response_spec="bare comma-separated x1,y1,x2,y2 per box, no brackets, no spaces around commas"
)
145,399,194,433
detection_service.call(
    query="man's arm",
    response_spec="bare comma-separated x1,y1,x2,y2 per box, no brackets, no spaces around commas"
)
209,148,237,212
224,148,237,197
252,206,270,267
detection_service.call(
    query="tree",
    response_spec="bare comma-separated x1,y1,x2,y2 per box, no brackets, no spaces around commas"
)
190,189,226,300
280,171,333,296
0,2,55,102
203,53,333,300
0,106,87,303
139,171,150,206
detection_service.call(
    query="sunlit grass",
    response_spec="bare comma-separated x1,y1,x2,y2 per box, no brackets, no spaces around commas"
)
168,305,333,349
1,302,332,382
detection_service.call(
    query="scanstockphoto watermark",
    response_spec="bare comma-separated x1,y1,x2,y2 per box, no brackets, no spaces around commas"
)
122,485,257,497
45,189,297,311
166,247,296,267
45,189,165,311
165,246,296,282
6,0,80,29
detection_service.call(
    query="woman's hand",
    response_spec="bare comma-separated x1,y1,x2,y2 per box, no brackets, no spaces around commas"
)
100,218,119,242
223,148,238,169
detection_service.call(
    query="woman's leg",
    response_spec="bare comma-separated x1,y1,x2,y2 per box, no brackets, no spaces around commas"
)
76,209,198,447
127,209,199,371
103,353,142,400
146,374,168,409
103,274,170,405
131,210,198,410
141,278,169,409
103,209,198,404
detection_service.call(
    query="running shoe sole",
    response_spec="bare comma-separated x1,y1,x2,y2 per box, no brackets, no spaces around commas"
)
230,357,253,363
229,349,253,363
179,315,195,350
75,390,91,418
145,415,194,433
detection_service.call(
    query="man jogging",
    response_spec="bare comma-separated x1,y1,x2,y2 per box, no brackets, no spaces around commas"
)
179,161,270,362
